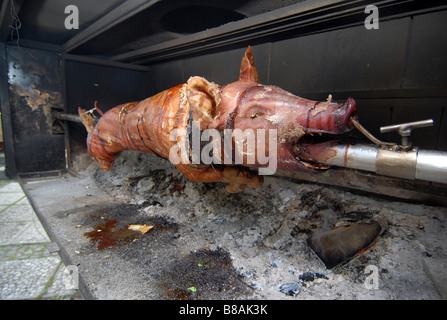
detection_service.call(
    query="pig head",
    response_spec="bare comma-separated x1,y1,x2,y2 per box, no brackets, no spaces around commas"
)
185,47,357,173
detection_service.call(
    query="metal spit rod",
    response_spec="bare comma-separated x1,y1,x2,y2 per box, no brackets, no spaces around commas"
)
52,111,83,124
54,110,446,184
325,117,447,184
318,143,447,185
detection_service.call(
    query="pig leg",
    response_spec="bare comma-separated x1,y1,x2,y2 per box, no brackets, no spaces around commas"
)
220,166,264,193
175,163,263,193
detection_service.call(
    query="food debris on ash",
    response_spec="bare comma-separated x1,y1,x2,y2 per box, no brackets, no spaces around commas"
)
278,271,329,297
299,271,329,282
279,282,301,297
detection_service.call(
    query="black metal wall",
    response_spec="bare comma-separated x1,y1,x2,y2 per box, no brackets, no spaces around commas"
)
0,44,66,177
64,60,151,156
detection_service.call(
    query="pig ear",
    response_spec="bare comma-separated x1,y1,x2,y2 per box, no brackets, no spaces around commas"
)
186,76,221,130
239,46,258,83
78,107,95,134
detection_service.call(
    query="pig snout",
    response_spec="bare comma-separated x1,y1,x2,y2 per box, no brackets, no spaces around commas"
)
303,97,357,134
230,85,357,140
340,97,357,129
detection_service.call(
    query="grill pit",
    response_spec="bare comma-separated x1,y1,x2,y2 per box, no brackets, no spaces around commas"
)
21,150,447,299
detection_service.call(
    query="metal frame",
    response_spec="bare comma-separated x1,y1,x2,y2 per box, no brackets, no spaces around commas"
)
0,42,17,177
108,0,447,65
110,0,361,63
62,0,161,53
4,0,445,70
4,39,150,72
65,54,150,72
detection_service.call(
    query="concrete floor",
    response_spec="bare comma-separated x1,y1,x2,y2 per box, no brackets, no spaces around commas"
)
0,154,81,300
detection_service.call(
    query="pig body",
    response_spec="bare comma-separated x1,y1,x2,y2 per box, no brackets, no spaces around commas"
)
79,47,357,192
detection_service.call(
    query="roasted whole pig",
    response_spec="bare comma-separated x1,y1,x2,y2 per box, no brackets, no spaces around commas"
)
79,47,357,193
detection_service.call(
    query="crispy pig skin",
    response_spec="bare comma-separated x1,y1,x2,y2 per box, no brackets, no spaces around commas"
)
79,47,357,192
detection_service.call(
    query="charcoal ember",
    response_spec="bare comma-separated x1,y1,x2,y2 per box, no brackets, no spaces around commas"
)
278,282,301,297
299,271,328,282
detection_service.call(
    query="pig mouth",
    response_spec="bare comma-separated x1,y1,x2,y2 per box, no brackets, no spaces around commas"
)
289,117,357,170
290,133,340,170
288,99,358,170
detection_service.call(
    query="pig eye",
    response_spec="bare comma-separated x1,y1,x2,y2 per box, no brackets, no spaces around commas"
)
250,112,265,119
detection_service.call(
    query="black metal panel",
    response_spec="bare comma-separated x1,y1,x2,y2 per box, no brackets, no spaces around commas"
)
391,99,444,151
65,60,152,156
356,98,445,151
404,10,447,89
145,59,184,95
5,46,66,174
269,31,327,94
62,0,156,52
16,0,126,45
269,18,410,94
323,19,410,92
354,99,393,142
0,42,17,177
65,60,151,113
439,108,447,151
182,43,270,85
108,0,447,65
183,47,245,85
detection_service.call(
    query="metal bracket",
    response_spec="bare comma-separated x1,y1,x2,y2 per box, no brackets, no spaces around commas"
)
350,117,396,149
380,119,434,151
350,117,434,152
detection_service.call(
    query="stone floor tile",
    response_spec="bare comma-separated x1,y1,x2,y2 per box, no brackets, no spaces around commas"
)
42,263,79,299
14,197,31,205
0,182,23,193
0,204,37,222
0,244,53,261
0,256,61,299
0,220,50,245
7,220,51,244
0,193,24,205
0,174,82,299
0,222,28,245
